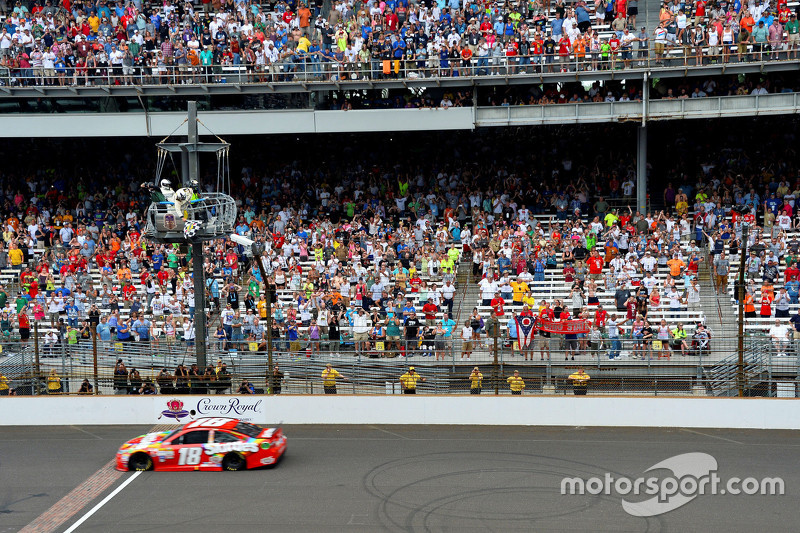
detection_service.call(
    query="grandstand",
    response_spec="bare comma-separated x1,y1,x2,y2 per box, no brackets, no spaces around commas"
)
0,0,799,398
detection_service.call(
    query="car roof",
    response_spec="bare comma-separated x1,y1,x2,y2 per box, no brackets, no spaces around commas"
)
181,417,241,430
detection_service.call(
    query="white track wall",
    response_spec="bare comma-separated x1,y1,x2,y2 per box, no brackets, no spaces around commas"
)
1,396,799,429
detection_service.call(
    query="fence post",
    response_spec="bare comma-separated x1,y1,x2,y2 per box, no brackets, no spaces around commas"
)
61,339,67,394
34,321,40,394
92,324,99,395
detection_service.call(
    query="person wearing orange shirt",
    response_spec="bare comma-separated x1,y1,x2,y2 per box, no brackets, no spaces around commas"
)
460,46,473,76
740,12,755,34
297,3,312,38
744,291,756,318
6,216,19,232
573,37,586,71
117,265,132,283
667,255,685,277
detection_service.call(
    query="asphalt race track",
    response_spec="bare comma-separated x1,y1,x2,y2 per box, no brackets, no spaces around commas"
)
1,425,798,532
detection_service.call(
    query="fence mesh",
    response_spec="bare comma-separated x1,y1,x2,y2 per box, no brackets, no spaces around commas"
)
1,331,796,397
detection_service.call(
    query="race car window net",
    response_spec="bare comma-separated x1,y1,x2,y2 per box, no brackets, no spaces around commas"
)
233,422,262,438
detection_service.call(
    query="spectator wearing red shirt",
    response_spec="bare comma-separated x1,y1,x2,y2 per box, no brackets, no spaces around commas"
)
557,35,571,69
225,250,239,276
587,252,605,279
594,306,608,328
785,263,800,283
122,282,137,301
491,292,505,317
422,301,438,326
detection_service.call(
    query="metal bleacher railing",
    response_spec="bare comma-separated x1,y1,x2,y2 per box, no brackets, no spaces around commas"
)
0,47,796,88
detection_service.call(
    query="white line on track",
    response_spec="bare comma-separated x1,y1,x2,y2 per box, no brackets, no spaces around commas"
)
369,425,411,440
69,426,103,440
63,471,142,533
680,428,745,445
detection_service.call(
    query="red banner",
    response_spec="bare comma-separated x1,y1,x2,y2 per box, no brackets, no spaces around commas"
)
534,318,590,334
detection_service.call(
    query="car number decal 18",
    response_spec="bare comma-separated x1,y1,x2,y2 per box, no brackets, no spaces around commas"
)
178,447,203,465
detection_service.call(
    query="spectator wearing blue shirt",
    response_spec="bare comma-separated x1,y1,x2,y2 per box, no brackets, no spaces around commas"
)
132,315,152,342
551,13,564,38
97,316,111,342
117,319,131,342
507,314,518,349
402,301,416,322
764,193,781,215
497,255,511,276
64,300,79,327
493,19,505,36
786,279,799,304
441,314,455,340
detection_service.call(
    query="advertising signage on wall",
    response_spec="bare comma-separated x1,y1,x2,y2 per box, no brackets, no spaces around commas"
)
156,397,265,423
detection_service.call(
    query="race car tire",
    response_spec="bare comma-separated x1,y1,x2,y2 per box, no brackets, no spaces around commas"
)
222,452,246,471
128,453,153,471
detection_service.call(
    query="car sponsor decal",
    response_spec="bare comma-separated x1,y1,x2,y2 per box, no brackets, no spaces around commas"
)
202,442,259,455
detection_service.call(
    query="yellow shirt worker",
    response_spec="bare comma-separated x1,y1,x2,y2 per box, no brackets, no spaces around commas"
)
321,364,346,395
0,373,9,395
400,367,425,395
507,370,525,395
568,368,590,396
511,280,529,303
47,370,62,394
469,367,483,395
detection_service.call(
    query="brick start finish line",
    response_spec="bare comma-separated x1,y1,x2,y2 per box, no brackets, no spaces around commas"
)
19,424,174,533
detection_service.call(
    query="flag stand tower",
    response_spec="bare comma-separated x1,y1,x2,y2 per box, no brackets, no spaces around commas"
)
143,101,236,369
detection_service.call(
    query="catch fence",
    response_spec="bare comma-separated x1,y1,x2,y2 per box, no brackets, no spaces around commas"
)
1,332,797,397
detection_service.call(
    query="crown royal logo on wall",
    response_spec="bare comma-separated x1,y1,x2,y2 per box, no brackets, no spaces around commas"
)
158,398,192,421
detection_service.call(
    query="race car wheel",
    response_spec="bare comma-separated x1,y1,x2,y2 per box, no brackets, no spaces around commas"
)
222,452,246,471
128,453,153,472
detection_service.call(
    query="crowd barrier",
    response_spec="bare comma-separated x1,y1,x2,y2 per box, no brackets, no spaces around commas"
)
1,395,799,429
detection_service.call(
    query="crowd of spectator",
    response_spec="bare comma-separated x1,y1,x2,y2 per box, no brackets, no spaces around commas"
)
0,120,798,395
2,0,798,87
654,0,800,65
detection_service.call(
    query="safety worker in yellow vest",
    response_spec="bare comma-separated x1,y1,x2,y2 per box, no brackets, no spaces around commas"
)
507,370,525,395
399,367,425,394
568,367,591,395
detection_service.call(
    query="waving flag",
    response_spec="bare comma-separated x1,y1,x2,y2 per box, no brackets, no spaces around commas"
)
515,315,535,349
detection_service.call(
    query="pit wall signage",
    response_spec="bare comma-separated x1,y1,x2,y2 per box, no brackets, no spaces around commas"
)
154,397,265,423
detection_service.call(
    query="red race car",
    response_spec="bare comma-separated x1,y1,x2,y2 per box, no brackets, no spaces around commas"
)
116,417,287,472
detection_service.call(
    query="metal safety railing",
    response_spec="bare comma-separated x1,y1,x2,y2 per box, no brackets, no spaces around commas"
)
0,47,796,88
